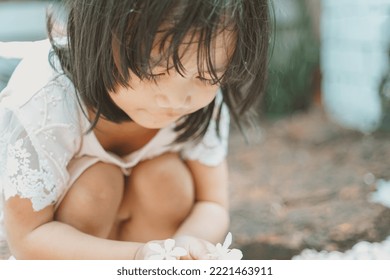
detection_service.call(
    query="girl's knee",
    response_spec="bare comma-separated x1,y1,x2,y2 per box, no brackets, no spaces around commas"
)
55,162,124,237
130,153,195,222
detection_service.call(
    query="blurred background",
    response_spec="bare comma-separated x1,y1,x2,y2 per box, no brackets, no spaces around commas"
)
0,0,389,259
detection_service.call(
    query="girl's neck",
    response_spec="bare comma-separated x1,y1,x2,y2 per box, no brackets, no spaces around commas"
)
88,109,159,156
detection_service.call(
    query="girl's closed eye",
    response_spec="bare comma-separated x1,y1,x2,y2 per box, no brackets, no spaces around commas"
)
196,76,220,86
149,72,166,80
147,71,220,87
143,72,167,84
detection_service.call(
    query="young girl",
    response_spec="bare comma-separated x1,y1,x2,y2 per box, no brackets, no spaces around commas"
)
0,0,269,259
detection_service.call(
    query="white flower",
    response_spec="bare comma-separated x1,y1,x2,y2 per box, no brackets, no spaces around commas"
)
146,239,188,260
207,232,243,260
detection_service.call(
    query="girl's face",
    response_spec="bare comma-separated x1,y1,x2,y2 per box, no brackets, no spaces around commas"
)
110,33,231,129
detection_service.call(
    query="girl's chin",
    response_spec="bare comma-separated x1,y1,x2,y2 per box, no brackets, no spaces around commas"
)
131,116,178,129
129,109,184,129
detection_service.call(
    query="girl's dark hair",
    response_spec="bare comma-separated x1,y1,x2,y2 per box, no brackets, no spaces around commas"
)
47,0,269,142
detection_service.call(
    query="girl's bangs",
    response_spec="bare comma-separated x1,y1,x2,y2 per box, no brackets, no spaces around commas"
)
116,1,235,86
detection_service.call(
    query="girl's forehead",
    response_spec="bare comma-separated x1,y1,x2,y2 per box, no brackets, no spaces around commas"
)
150,29,235,71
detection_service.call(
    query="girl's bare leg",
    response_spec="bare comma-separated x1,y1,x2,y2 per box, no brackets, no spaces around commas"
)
55,162,124,238
55,153,194,242
113,153,195,242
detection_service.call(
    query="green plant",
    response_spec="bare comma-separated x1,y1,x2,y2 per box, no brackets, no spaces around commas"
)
263,0,319,118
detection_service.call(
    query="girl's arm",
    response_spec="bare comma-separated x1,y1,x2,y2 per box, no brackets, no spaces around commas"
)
4,196,143,259
173,159,230,244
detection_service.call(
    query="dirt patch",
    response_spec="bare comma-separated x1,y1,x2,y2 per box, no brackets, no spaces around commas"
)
227,106,390,259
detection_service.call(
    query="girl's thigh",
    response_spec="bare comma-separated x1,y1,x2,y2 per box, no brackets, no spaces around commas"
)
55,161,125,238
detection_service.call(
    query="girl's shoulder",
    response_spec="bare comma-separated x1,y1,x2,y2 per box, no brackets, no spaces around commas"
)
1,40,70,106
180,91,230,166
0,40,82,132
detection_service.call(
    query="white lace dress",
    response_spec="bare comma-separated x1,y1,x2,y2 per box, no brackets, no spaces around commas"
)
0,40,230,259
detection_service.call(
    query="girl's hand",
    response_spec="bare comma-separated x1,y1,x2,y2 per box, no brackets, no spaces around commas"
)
134,236,214,260
174,235,215,260
134,239,188,260
175,233,243,260
134,233,242,260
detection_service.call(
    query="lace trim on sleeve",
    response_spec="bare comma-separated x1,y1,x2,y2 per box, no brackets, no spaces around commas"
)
0,109,63,211
4,136,58,210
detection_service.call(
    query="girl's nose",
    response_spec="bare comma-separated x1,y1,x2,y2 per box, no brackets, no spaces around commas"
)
154,72,195,109
155,94,192,109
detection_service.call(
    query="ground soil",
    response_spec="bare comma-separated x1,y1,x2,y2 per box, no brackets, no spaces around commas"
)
226,105,390,259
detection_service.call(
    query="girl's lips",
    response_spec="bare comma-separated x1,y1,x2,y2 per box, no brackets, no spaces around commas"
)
154,109,188,118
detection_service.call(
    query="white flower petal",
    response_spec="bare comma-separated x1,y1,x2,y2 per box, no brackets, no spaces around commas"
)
205,233,244,260
164,239,176,251
215,243,226,255
225,249,243,260
223,232,232,249
206,243,217,253
171,247,188,257
165,255,178,260
148,243,164,253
